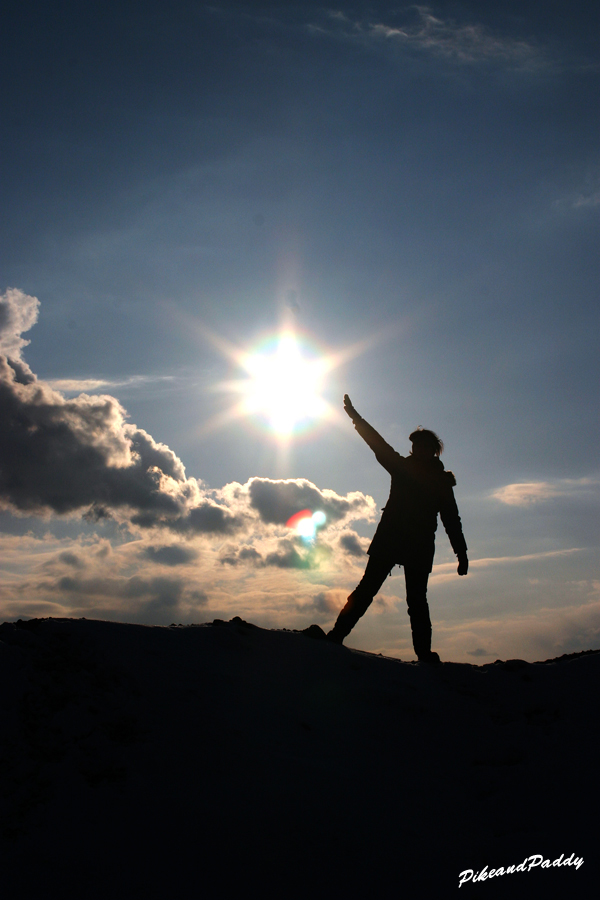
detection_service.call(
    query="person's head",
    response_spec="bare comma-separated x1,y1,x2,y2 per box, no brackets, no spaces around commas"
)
409,427,443,459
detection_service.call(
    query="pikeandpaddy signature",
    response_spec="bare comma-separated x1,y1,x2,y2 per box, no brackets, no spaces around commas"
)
459,852,584,887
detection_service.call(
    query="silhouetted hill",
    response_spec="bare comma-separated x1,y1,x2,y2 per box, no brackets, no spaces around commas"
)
1,617,597,898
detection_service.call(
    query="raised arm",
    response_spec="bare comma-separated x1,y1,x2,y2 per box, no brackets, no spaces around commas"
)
343,395,401,474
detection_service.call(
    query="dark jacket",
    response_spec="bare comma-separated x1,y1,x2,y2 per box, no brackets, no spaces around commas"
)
353,416,467,572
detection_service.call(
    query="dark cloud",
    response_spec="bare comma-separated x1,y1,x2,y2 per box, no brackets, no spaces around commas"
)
84,504,112,523
0,291,240,535
221,546,263,566
188,589,209,605
221,537,332,570
0,354,185,518
239,546,262,562
130,501,245,535
263,542,314,570
221,537,320,570
6,357,35,386
339,532,366,557
311,592,341,614
142,545,198,566
247,476,372,526
179,503,243,535
52,573,184,608
58,551,85,569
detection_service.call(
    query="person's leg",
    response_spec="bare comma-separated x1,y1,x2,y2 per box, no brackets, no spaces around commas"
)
404,567,433,659
328,554,395,643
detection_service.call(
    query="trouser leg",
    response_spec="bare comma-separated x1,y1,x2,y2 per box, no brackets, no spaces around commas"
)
404,567,432,657
329,554,395,640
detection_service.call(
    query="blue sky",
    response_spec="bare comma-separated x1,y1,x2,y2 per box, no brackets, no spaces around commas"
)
1,1,598,661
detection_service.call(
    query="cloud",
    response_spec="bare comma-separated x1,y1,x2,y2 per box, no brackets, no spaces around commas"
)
247,476,374,527
0,290,376,568
339,532,367,557
309,589,347,615
263,540,315,570
219,534,336,571
142,545,199,566
312,6,542,69
430,547,582,582
434,598,600,663
573,190,600,208
2,523,598,655
491,481,560,505
0,288,40,361
0,354,198,521
491,478,599,506
46,375,175,394
0,291,235,532
57,551,86,570
53,573,182,603
220,546,263,566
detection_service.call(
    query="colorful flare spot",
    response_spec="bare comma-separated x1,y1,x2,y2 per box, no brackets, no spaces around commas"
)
286,509,327,541
286,509,313,530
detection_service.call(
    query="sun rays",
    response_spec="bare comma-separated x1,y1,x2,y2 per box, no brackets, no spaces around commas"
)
188,317,386,446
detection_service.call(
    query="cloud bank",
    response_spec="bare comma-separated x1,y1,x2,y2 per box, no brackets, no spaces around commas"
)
0,289,374,534
0,288,377,624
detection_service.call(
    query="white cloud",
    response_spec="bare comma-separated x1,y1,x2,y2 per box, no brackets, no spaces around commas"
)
0,288,40,360
490,478,599,506
316,6,542,69
573,190,600,208
428,547,583,585
46,375,175,394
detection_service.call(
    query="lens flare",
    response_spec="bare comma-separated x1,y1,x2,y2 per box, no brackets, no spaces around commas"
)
286,509,327,541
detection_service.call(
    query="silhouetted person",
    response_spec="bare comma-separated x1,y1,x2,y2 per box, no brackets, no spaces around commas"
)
327,396,468,662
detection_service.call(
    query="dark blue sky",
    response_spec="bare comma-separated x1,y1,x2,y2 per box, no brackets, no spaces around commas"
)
1,1,598,658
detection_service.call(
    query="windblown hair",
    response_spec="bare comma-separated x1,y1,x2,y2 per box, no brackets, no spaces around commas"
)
409,427,444,457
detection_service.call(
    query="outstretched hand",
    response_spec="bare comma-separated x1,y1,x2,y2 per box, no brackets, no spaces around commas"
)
457,555,469,576
343,394,359,422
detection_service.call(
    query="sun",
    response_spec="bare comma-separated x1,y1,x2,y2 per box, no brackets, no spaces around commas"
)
186,316,386,444
239,332,329,436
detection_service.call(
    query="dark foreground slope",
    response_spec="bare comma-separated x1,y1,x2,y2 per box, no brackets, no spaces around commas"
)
1,617,597,898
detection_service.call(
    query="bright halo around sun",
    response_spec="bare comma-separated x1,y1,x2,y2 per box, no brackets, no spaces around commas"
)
191,316,383,445
239,331,329,437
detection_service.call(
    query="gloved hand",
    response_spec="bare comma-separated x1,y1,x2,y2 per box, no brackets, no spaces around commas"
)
343,394,360,422
457,555,469,576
